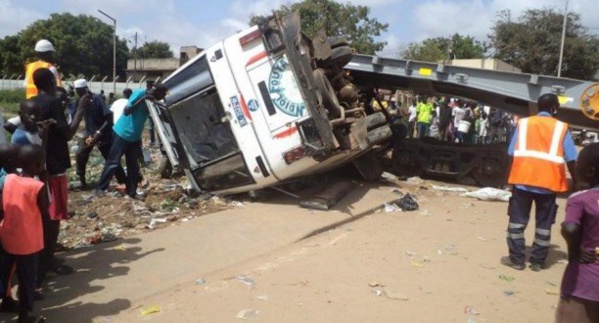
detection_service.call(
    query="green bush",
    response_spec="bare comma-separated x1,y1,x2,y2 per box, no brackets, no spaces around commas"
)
0,89,23,116
0,89,23,103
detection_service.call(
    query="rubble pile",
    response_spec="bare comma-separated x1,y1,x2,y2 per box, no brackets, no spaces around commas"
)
60,146,237,250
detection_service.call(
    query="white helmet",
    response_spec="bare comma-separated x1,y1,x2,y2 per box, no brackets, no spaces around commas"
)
35,39,55,52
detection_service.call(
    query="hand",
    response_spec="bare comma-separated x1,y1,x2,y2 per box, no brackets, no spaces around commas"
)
85,133,100,147
579,248,598,264
36,119,57,129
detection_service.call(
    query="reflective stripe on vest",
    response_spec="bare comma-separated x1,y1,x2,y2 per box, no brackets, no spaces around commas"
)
25,60,53,99
508,116,569,192
512,118,565,164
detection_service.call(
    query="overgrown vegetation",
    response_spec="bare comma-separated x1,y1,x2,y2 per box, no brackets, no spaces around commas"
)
0,88,22,116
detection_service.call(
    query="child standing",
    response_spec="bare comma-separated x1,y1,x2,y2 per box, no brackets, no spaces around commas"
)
10,100,42,146
556,142,599,323
0,145,48,323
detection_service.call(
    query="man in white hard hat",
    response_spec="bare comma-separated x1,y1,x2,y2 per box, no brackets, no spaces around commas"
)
24,39,62,99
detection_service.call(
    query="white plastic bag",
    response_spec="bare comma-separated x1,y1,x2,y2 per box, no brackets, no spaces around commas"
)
462,187,511,202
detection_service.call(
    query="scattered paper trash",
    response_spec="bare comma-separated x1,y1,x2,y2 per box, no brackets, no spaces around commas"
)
432,185,469,193
410,260,426,268
196,278,206,285
384,203,401,213
381,172,398,182
236,309,259,319
462,187,511,202
406,176,424,185
419,209,432,216
499,274,515,282
545,288,560,295
384,290,409,301
112,245,127,251
369,282,385,288
255,294,269,301
464,306,480,315
236,276,256,287
140,305,160,316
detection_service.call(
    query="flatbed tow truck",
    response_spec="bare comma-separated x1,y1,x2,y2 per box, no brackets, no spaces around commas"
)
149,12,599,194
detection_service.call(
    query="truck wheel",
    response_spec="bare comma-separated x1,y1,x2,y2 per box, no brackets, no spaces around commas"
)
319,46,353,68
313,68,343,119
391,144,421,177
158,156,173,179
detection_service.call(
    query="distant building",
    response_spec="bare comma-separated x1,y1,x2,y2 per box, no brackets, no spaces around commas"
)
446,59,521,73
125,46,204,82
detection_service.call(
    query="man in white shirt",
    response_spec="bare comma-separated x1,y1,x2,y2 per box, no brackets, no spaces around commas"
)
407,101,417,138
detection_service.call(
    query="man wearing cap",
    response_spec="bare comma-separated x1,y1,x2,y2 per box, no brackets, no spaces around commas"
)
73,79,126,189
96,84,168,199
24,39,62,99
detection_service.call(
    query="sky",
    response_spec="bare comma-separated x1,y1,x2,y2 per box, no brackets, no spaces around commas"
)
1,0,598,58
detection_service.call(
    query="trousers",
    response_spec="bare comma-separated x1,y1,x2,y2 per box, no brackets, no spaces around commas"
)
506,187,558,265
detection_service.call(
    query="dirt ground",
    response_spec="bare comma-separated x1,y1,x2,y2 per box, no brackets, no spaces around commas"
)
9,134,570,323
105,178,569,323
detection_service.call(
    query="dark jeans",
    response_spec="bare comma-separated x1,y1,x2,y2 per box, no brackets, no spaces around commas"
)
417,122,430,139
0,249,38,312
97,132,142,197
76,134,126,184
506,187,558,265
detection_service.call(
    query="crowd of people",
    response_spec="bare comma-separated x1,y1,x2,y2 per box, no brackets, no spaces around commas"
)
0,39,167,322
0,38,597,322
399,95,518,144
376,91,599,321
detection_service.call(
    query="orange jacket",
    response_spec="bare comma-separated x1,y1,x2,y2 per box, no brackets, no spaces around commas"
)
1,174,44,255
24,60,61,98
508,116,569,192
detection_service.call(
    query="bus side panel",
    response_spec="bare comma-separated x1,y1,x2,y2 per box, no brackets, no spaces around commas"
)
223,33,322,181
204,43,278,188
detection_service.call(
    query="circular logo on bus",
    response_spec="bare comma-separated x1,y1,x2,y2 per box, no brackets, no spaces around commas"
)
248,99,259,112
268,56,306,117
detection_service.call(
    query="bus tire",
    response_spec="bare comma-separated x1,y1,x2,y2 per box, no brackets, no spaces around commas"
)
313,68,343,119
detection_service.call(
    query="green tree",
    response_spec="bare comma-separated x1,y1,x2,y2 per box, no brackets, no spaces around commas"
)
489,8,599,79
134,40,174,59
6,13,129,80
0,35,22,76
249,0,388,55
400,34,487,62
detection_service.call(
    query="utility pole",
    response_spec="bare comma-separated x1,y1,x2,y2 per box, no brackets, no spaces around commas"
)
98,9,117,95
133,32,138,82
557,0,569,78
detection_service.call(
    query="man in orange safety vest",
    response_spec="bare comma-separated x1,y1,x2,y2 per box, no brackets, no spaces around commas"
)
24,39,62,99
502,93,578,272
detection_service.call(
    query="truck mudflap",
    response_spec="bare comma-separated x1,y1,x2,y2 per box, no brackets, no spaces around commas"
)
392,138,510,187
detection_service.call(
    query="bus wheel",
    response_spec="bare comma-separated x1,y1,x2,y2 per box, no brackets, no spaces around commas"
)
313,68,343,119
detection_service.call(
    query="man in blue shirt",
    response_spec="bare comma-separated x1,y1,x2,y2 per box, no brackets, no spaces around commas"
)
503,93,578,272
95,83,167,199
73,79,126,189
